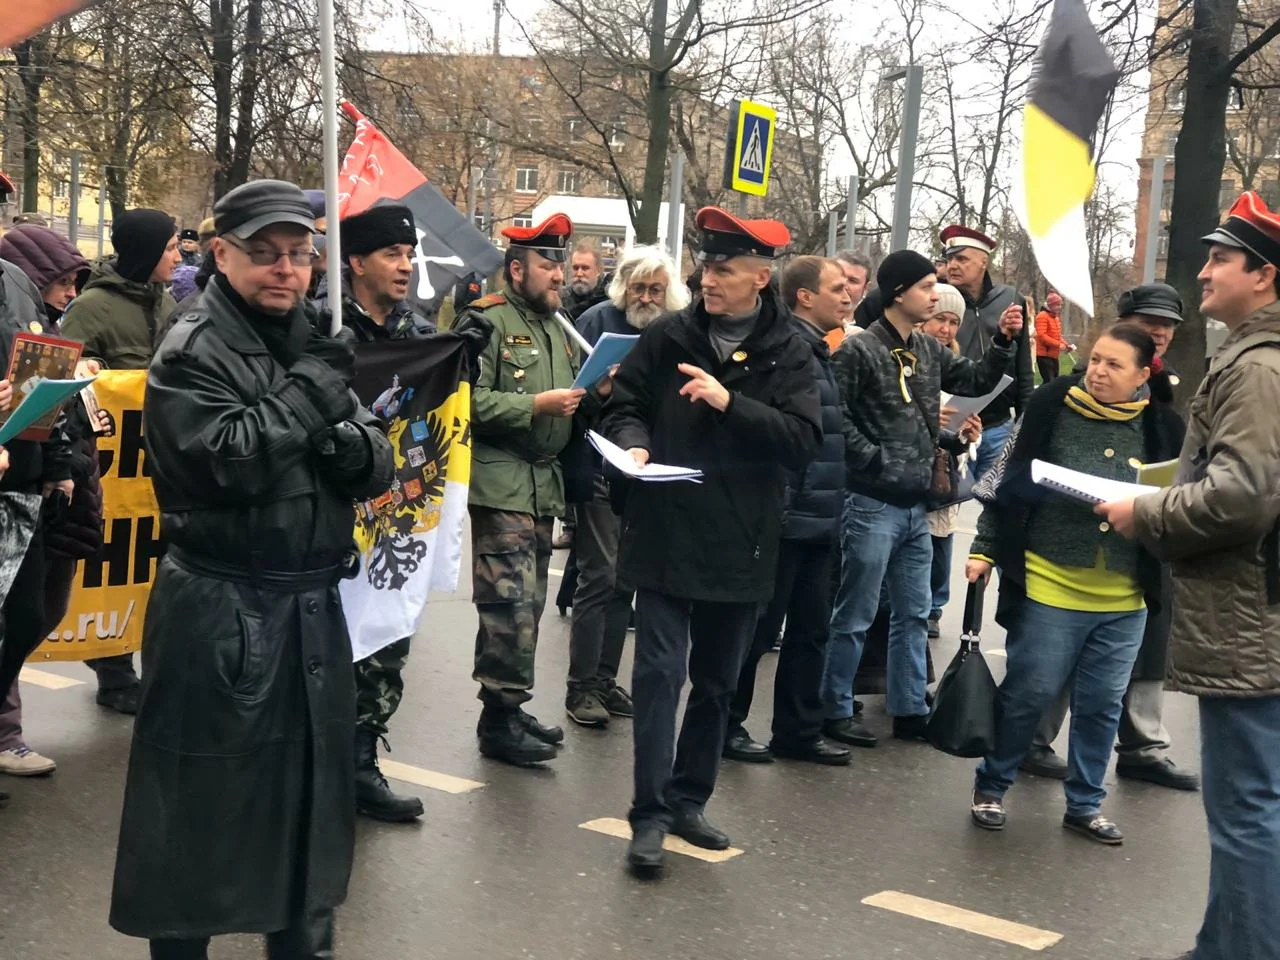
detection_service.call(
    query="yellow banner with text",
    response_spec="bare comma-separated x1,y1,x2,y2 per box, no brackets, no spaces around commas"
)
31,370,159,663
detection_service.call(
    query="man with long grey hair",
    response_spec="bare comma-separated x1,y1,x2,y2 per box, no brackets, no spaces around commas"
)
565,245,690,726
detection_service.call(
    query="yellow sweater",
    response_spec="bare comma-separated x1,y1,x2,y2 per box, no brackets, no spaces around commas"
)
1024,548,1144,613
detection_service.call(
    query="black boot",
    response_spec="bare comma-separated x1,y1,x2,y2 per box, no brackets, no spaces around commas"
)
477,708,557,764
266,910,334,960
354,729,424,822
149,939,210,960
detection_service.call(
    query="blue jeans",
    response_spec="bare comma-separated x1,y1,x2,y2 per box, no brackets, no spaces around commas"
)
930,534,953,620
823,492,932,719
974,599,1146,817
1193,696,1280,960
972,419,1011,484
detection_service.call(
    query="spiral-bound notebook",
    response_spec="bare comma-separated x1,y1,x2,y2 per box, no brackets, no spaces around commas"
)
1031,459,1161,504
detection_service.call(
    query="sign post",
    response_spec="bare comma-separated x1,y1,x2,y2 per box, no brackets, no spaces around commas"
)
722,99,777,211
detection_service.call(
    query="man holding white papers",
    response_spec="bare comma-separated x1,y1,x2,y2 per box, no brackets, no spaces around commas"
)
1099,191,1280,957
824,251,1021,748
602,207,821,872
453,213,591,767
564,246,689,728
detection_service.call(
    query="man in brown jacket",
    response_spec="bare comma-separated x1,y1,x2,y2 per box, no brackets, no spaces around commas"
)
1099,190,1280,960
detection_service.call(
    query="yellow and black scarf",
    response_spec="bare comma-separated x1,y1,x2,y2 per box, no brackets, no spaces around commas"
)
1064,384,1147,422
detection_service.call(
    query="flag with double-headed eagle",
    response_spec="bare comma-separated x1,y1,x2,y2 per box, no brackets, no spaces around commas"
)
340,337,472,660
1015,0,1119,315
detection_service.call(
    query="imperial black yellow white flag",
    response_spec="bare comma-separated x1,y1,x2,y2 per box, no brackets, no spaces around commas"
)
341,337,473,661
1017,0,1119,315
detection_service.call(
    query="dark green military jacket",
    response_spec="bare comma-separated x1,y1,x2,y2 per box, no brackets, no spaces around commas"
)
457,285,582,516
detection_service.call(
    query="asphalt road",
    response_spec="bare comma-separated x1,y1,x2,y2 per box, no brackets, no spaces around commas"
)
0,511,1207,959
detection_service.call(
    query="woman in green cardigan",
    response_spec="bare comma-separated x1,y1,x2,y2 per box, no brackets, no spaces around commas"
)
964,323,1185,844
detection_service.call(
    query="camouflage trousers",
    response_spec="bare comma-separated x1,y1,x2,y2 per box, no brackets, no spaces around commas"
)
470,507,554,709
354,635,412,736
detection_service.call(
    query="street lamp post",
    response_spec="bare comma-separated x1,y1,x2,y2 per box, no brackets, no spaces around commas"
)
884,65,923,252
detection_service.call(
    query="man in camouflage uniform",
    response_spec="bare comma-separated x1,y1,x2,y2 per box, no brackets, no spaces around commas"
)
454,213,596,765
317,204,436,822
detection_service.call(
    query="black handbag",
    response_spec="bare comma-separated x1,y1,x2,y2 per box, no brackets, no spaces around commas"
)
926,580,999,758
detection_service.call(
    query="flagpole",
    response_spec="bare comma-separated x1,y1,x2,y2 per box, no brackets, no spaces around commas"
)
319,0,343,338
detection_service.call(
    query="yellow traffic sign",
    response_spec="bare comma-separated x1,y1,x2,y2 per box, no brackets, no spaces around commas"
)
724,100,776,197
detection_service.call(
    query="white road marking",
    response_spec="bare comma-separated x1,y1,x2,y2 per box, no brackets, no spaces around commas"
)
986,649,1007,658
579,817,744,863
549,567,565,577
18,667,86,690
378,758,485,794
862,891,1063,951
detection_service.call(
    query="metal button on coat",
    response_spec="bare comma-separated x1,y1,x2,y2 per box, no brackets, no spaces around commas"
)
1099,521,1111,533
306,600,319,614
307,658,321,674
1104,448,1115,458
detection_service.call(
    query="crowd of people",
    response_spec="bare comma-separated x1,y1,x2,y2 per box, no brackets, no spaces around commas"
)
0,179,1276,960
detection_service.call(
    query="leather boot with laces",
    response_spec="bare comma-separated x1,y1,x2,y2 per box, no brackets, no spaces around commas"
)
477,709,558,765
354,729,424,822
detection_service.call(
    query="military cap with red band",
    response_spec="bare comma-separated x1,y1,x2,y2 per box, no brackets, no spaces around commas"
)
501,212,573,262
1203,191,1280,268
694,206,790,262
940,224,998,258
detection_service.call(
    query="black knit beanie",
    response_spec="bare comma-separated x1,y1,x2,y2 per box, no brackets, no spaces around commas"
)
876,250,937,300
112,208,176,283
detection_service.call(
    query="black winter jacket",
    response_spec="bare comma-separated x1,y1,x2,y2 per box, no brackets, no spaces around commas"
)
781,317,844,542
833,315,1015,507
955,276,1033,427
314,273,437,342
602,289,822,603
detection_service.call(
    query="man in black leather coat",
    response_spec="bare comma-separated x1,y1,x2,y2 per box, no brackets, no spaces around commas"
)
109,180,394,960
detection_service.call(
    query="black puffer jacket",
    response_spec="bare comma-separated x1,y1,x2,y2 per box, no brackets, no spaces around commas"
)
832,315,1016,507
602,288,822,603
781,317,844,542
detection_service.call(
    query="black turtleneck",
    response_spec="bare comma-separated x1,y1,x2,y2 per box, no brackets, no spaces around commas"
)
215,275,308,367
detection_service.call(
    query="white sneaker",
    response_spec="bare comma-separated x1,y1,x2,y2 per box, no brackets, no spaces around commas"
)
0,744,56,776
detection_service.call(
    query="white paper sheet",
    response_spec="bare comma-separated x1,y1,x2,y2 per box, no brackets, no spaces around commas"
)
940,374,1014,431
1031,459,1160,505
587,430,703,483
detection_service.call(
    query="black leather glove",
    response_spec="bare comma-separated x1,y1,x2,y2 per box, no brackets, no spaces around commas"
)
286,355,357,427
302,330,357,384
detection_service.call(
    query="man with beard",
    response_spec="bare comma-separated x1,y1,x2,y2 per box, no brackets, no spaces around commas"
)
563,245,690,727
562,244,608,321
110,178,394,959
602,208,822,871
453,213,594,765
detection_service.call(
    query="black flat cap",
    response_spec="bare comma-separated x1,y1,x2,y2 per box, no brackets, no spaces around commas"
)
214,179,315,240
1117,283,1183,325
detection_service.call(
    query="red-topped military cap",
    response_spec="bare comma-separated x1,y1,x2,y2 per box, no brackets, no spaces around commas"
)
940,224,997,257
694,206,790,262
1203,190,1280,268
501,212,573,262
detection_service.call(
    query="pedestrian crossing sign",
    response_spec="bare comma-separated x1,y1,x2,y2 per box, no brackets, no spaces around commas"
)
724,100,776,197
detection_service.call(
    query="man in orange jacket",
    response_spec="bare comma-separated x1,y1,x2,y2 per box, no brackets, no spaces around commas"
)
1034,292,1074,383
